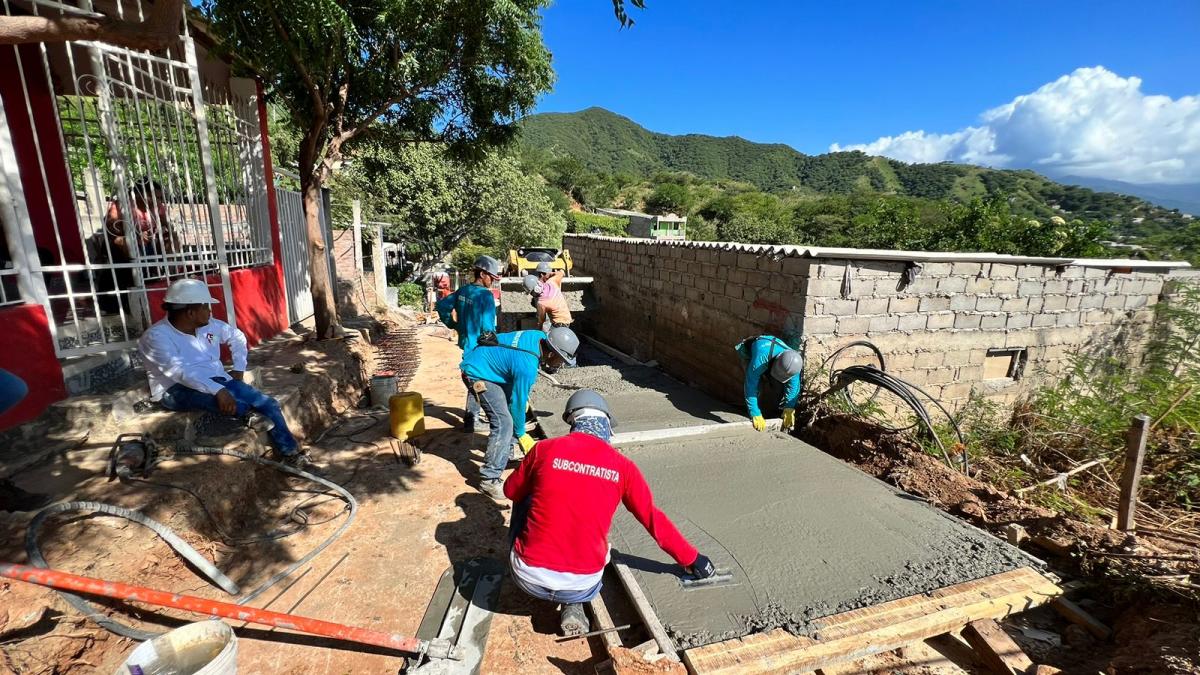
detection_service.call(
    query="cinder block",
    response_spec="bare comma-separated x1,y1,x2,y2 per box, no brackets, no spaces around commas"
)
1027,297,1045,313
822,298,857,315
926,367,956,385
920,297,952,312
1001,296,1028,312
887,353,916,370
1065,296,1083,311
1084,267,1107,279
857,297,890,315
869,315,900,332
990,263,1018,278
954,314,982,329
941,382,975,400
1032,313,1057,328
1079,294,1104,309
806,278,843,298
966,277,993,294
1044,280,1069,295
1059,266,1085,279
1007,314,1033,329
898,314,926,331
906,276,940,294
1103,295,1126,309
836,316,871,335
976,296,1003,312
980,313,1007,329
915,351,944,368
1043,295,1068,311
944,350,973,366
927,313,954,329
1125,295,1149,309
1017,266,1046,279
951,262,983,276
938,277,968,293
1056,312,1082,327
889,297,920,313
992,279,1019,295
804,315,836,335
922,262,953,276
819,263,846,279
1083,310,1108,324
950,295,976,311
1019,281,1044,296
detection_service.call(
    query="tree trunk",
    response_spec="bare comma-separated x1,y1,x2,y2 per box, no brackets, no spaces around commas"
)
0,0,182,49
300,174,339,339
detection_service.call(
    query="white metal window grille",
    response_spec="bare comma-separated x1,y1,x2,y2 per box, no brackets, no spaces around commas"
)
0,0,271,358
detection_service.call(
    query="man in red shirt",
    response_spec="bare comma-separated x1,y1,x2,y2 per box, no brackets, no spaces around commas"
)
503,389,715,636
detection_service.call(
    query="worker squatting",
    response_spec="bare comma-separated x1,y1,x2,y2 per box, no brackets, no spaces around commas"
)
438,255,806,638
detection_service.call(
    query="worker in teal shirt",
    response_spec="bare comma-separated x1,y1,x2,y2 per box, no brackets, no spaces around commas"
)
735,335,803,433
436,255,502,431
461,327,579,500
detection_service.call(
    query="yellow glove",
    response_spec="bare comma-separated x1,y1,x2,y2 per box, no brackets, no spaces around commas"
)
517,434,536,453
751,415,767,432
781,408,796,432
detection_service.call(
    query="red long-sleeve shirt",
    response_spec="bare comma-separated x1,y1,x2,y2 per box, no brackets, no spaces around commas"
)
503,432,699,575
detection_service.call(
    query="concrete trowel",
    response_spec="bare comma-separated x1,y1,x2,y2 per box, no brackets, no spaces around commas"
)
403,557,504,675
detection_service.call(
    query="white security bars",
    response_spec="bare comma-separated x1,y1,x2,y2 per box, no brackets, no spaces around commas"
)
0,0,272,358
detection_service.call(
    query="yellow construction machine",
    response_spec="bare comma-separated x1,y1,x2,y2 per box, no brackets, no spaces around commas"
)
507,247,573,277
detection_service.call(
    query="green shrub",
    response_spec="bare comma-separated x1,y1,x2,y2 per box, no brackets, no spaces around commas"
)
567,211,628,236
394,282,424,309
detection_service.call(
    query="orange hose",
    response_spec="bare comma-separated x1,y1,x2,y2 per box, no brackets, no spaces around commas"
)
0,563,459,660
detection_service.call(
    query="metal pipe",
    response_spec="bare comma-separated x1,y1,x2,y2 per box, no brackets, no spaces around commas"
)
0,563,462,660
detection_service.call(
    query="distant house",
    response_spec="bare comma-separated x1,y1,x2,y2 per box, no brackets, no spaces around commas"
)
594,208,687,241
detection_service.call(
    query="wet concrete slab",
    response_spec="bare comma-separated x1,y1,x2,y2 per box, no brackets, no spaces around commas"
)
608,427,1032,649
530,346,744,438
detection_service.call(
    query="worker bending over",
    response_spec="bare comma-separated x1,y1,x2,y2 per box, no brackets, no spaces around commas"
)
533,261,563,290
504,389,715,636
735,335,803,433
436,256,502,432
522,274,573,331
138,279,312,469
460,327,580,499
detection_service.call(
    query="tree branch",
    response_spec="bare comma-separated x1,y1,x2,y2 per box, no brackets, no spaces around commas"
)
0,0,182,50
262,0,323,116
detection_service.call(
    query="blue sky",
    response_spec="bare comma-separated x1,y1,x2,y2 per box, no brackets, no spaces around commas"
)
536,1,1199,182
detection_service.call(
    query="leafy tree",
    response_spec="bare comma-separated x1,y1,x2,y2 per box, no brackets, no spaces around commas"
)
337,141,563,278
202,0,553,337
644,182,693,215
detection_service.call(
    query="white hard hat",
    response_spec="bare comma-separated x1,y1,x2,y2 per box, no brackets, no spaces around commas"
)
163,278,219,305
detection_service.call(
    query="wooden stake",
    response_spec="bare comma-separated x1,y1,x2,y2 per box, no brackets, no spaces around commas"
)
1050,597,1112,640
1117,415,1150,532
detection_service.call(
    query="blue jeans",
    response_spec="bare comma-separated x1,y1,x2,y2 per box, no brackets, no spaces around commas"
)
508,498,602,603
462,377,482,430
0,368,29,415
469,377,513,481
161,377,298,455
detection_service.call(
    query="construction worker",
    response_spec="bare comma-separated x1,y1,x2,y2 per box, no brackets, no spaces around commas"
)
437,256,503,432
522,274,573,331
735,335,803,433
138,279,313,469
460,327,580,500
504,389,715,636
533,261,563,290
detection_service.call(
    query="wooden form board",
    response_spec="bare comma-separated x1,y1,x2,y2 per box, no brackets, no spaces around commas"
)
682,566,1061,675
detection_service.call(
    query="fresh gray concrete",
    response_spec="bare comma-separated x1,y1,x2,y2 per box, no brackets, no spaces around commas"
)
609,427,1031,648
530,346,744,438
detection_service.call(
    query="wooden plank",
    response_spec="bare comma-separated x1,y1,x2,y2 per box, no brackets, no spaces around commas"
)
1117,414,1150,531
961,619,1034,675
1050,597,1112,640
612,559,680,662
588,592,623,651
683,567,1060,674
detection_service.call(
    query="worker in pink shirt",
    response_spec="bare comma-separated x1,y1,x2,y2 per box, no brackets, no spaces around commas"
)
503,389,715,636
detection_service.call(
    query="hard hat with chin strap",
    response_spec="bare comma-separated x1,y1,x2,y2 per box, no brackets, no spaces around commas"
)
562,388,617,426
163,278,219,305
472,255,504,277
522,274,542,295
544,326,579,366
770,349,803,383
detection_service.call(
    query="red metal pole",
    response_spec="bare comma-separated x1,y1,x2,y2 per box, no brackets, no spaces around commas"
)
0,563,459,660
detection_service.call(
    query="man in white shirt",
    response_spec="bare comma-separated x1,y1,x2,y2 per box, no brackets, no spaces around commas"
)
138,279,311,468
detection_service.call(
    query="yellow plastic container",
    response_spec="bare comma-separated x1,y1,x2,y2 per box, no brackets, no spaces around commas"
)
389,391,426,441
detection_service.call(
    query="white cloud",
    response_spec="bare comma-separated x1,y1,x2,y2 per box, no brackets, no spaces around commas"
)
831,67,1200,184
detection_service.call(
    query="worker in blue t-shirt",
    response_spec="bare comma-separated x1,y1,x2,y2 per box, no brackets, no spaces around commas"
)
735,335,803,433
461,327,579,500
436,256,502,432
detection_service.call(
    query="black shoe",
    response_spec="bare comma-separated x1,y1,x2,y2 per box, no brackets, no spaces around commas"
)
0,479,52,513
280,452,323,474
246,413,275,433
559,603,589,637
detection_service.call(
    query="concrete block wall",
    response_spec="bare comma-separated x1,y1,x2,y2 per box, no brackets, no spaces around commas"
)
566,234,1182,412
332,228,382,310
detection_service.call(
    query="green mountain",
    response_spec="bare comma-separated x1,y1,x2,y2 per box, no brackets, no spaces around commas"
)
519,107,1193,247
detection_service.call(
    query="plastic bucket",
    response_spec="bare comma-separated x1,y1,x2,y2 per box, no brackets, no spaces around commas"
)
369,373,398,408
114,620,237,675
389,391,426,441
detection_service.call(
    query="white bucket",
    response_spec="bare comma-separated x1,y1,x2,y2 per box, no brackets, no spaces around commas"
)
114,620,237,675
369,374,398,408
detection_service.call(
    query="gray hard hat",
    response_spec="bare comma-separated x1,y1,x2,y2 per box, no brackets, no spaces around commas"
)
562,388,616,427
472,255,503,277
770,349,803,383
544,326,579,366
534,261,554,276
522,274,542,295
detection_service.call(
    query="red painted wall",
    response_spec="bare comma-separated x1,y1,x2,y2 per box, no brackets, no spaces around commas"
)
0,44,84,264
0,304,67,429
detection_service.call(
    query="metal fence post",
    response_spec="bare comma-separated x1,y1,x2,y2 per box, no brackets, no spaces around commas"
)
352,199,363,274
1117,414,1150,532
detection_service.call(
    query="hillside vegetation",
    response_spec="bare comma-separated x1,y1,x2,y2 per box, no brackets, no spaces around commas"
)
521,108,1197,261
